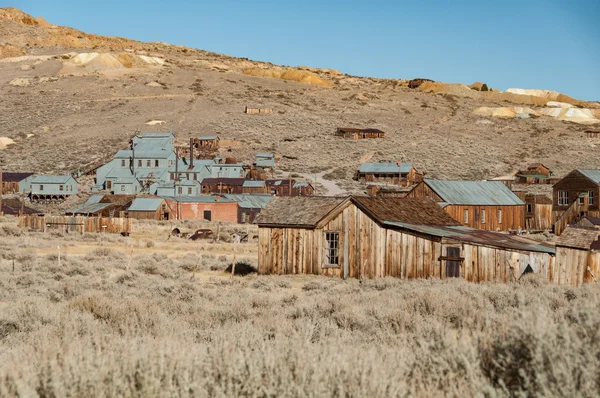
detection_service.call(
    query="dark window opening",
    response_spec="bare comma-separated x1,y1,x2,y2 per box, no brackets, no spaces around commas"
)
325,232,340,266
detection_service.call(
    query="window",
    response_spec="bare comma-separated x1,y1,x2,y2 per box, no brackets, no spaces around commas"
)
463,209,469,223
120,185,125,192
59,185,64,191
170,173,174,181
121,159,126,167
178,187,183,194
138,160,142,167
40,185,44,191
325,232,340,266
241,212,246,223
590,191,595,206
187,187,192,195
203,210,212,221
558,191,568,206
497,209,503,224
193,173,197,181
579,196,585,205
146,160,151,167
161,204,167,211
526,204,533,213
481,209,486,224
155,160,159,167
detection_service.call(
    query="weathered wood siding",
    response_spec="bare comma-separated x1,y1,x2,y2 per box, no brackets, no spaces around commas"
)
553,170,599,212
443,205,524,231
554,246,598,287
525,204,553,230
406,181,444,201
258,203,555,283
19,215,132,233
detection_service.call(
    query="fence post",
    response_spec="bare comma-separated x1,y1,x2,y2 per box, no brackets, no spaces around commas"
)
57,246,61,267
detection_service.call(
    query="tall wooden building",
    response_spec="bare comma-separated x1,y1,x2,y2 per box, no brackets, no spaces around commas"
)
553,169,600,218
407,180,525,231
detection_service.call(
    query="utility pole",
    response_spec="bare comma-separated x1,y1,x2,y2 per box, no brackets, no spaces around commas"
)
0,164,3,216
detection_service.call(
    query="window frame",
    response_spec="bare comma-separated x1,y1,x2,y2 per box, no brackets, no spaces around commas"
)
39,184,44,191
324,231,340,267
497,209,503,224
121,159,126,167
463,209,469,224
59,185,64,192
526,204,533,213
558,191,568,206
120,185,125,192
155,160,159,167
588,191,594,206
146,160,151,168
481,209,486,224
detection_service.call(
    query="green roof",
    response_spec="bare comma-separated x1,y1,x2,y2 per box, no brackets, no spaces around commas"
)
128,198,165,211
359,162,413,174
579,170,600,184
424,180,524,206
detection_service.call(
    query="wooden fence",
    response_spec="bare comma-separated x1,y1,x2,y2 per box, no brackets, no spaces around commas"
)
19,215,132,234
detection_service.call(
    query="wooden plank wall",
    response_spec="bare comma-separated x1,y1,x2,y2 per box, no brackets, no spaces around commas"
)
19,215,132,233
527,204,553,230
443,205,525,231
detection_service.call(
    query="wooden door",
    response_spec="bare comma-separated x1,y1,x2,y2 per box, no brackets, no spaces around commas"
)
106,180,112,190
445,247,461,278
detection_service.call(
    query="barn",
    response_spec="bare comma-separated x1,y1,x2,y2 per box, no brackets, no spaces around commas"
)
255,196,555,281
407,180,525,231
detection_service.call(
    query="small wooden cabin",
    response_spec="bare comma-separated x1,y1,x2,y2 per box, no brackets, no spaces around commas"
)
255,196,555,282
407,180,525,231
515,163,552,184
335,128,385,140
1,172,33,194
194,136,220,150
585,129,600,139
266,179,314,196
554,226,600,287
242,180,268,194
125,198,170,220
201,178,246,194
357,162,423,187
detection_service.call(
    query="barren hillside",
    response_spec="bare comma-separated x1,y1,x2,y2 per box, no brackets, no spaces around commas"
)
0,7,598,195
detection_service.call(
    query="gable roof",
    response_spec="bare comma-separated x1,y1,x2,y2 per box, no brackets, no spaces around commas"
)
359,162,413,174
351,197,461,226
0,172,33,182
128,198,165,211
255,196,348,227
578,170,600,185
31,175,75,184
1,199,42,215
555,227,600,250
423,180,524,206
223,194,273,209
65,202,113,215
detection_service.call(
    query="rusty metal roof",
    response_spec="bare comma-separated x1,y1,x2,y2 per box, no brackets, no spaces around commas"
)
255,196,348,227
384,222,555,254
424,180,524,206
555,226,600,250
352,197,460,226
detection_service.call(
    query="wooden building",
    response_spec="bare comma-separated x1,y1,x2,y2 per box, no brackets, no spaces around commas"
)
407,180,525,231
30,175,78,202
366,185,411,197
242,180,268,194
574,215,600,230
1,172,33,194
554,226,600,287
356,162,423,187
201,178,246,194
163,195,238,222
125,198,170,220
266,179,314,196
524,194,553,231
585,129,600,139
255,196,555,282
515,163,553,184
65,194,135,217
552,170,600,233
335,128,385,140
194,136,220,151
1,198,42,216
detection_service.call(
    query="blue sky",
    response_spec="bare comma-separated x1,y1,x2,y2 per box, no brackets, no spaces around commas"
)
10,0,600,100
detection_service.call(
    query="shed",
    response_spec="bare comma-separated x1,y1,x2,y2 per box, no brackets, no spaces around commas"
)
1,198,42,216
256,196,555,281
0,172,33,194
194,135,220,150
524,194,553,231
585,129,600,139
30,175,78,201
407,180,525,231
126,198,170,220
335,128,385,140
242,180,268,194
255,153,275,168
554,226,600,286
266,179,314,196
356,162,423,187
201,178,246,194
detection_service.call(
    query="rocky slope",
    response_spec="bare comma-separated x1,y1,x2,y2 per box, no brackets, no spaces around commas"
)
0,7,598,195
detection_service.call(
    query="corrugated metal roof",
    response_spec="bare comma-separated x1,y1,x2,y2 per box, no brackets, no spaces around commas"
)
135,132,174,138
86,194,105,204
383,221,555,254
201,178,245,186
114,150,132,159
106,168,134,178
293,182,311,188
359,162,413,174
424,180,524,206
256,158,275,167
224,194,273,209
128,198,165,211
66,202,112,215
1,199,42,215
516,174,548,179
31,175,74,184
161,195,236,203
579,170,600,184
243,180,266,188
256,153,274,158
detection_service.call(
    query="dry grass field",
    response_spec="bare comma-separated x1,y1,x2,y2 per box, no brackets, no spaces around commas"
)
1,215,600,397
